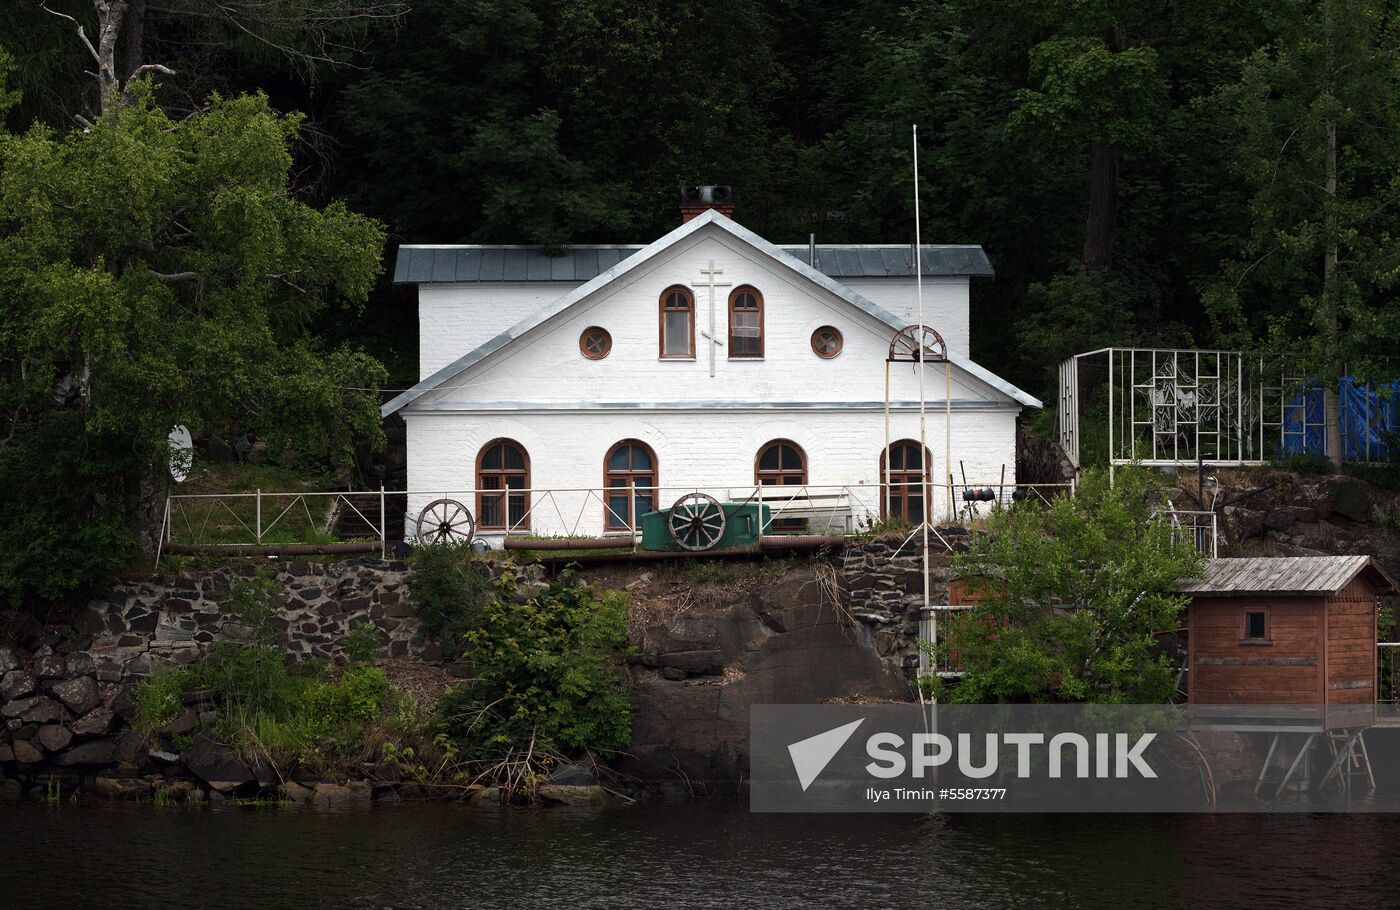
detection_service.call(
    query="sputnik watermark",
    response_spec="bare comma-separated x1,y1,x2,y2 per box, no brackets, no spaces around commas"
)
749,704,1400,813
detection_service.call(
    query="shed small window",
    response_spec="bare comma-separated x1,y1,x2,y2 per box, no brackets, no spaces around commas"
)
660,286,695,359
1243,610,1268,641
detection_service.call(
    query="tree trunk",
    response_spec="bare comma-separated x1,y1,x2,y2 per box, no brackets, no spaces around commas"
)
123,0,146,83
94,0,129,114
1322,1,1343,466
1083,137,1120,270
1322,115,1342,465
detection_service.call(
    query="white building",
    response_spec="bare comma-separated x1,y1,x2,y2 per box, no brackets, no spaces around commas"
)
383,192,1040,543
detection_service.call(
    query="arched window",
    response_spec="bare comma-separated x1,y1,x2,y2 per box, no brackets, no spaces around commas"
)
756,439,807,532
604,440,658,530
476,439,530,530
659,286,694,359
728,286,764,358
880,441,931,525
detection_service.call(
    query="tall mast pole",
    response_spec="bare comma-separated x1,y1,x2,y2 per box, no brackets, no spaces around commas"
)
913,125,931,657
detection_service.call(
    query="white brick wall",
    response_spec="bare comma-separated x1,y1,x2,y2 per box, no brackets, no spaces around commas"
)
415,232,1007,410
840,278,970,355
419,282,581,378
400,223,1028,542
403,406,1017,539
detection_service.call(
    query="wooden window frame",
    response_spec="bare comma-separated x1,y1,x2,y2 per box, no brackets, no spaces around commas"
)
579,326,612,360
475,438,530,531
603,439,658,531
755,439,807,532
811,326,843,359
1241,608,1271,644
879,440,932,523
728,285,764,359
659,286,695,360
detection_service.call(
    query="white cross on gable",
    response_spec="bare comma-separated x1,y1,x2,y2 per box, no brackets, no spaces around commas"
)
691,260,732,378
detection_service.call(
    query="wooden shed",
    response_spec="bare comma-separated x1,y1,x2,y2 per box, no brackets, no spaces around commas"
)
1181,556,1394,712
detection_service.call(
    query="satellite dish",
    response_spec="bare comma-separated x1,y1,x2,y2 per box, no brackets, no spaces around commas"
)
168,425,193,483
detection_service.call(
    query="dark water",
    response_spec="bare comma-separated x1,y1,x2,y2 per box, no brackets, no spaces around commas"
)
2,800,1397,909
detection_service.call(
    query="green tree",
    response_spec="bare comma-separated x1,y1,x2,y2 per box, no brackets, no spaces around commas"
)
0,74,386,609
1204,0,1400,463
940,467,1204,703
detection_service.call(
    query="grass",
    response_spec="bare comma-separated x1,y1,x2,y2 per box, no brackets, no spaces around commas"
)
164,458,345,549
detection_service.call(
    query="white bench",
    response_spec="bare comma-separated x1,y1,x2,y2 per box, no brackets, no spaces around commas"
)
726,488,853,533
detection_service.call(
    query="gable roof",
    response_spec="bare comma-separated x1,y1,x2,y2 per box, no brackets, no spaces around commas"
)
382,210,1040,416
394,243,993,284
1178,556,1396,597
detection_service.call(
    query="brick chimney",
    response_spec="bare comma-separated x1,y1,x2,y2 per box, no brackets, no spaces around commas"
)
679,185,734,222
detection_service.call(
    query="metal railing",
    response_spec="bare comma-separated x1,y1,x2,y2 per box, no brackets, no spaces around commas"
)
161,478,1079,556
1164,509,1219,558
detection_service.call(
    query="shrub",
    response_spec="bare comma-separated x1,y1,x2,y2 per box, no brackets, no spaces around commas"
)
408,543,492,655
434,569,632,780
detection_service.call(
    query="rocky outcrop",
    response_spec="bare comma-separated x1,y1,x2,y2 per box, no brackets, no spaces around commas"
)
603,539,943,787
1187,472,1400,581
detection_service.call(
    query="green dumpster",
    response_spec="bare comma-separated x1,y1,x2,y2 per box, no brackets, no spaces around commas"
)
640,501,770,552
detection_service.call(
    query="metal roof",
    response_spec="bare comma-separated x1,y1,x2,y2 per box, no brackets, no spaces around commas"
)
381,209,1040,417
394,243,993,284
1178,556,1395,596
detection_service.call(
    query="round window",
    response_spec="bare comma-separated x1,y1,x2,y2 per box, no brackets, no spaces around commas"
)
580,326,612,360
811,326,843,359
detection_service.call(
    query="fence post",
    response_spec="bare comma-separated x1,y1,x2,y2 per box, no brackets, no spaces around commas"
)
380,483,386,560
256,488,262,543
628,478,636,538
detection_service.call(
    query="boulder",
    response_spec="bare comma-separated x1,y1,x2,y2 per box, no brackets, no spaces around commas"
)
183,735,253,792
20,697,69,725
65,653,96,677
33,653,66,679
0,647,17,674
0,743,12,762
54,739,116,766
1,696,38,719
37,724,73,752
0,670,35,702
547,761,597,787
157,709,197,736
309,780,372,808
11,740,42,764
92,772,154,800
72,708,116,737
114,731,145,765
52,677,100,716
278,781,316,804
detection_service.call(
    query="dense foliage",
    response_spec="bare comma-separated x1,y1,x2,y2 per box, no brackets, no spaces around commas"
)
0,63,386,609
6,1,1399,398
937,467,1204,703
411,552,632,779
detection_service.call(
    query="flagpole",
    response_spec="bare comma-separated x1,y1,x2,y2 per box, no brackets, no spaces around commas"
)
913,124,932,708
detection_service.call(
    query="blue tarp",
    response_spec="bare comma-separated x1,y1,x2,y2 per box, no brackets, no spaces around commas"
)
1280,378,1400,462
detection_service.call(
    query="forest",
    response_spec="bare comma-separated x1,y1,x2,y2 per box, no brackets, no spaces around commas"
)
7,0,1399,394
2,0,1399,605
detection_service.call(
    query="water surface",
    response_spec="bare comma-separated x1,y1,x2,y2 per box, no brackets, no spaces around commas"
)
2,800,1394,909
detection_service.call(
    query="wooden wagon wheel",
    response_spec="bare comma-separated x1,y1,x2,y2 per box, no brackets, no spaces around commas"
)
667,493,728,551
887,324,947,363
417,498,476,545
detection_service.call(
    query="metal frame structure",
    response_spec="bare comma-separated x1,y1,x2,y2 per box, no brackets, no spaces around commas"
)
1060,347,1400,471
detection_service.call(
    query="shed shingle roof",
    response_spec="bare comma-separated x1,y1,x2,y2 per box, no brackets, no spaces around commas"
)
393,243,993,284
1178,556,1395,596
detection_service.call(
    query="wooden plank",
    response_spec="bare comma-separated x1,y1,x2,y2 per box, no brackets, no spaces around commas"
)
1196,657,1316,667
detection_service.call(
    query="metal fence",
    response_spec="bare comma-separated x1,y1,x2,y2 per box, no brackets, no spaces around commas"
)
1058,347,1400,470
162,479,1076,555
